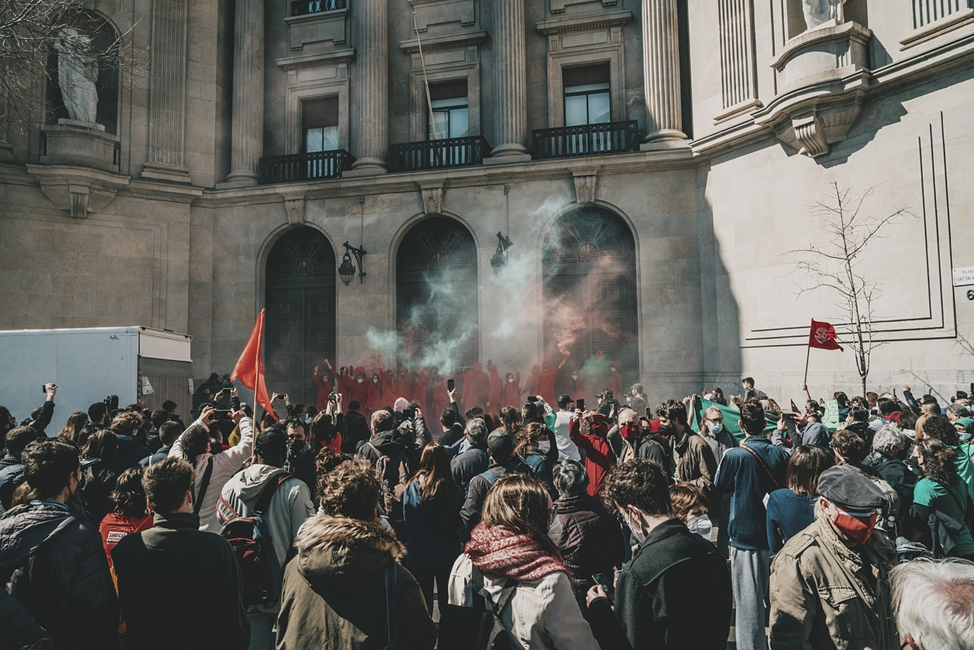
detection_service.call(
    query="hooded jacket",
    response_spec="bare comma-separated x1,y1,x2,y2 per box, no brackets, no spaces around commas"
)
217,464,315,570
568,415,616,497
277,514,437,650
0,502,118,650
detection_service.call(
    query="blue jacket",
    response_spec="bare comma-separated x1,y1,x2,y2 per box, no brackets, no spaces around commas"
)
715,436,789,550
402,479,462,572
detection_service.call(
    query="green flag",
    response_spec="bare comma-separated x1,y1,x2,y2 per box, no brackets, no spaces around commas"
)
688,399,778,442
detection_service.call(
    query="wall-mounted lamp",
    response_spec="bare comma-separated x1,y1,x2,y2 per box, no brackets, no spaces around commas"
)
339,241,367,286
490,231,513,272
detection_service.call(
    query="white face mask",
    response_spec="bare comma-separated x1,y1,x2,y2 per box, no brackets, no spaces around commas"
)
710,423,724,434
686,514,713,539
357,378,364,384
625,508,646,544
507,378,514,383
547,516,564,544
538,440,551,453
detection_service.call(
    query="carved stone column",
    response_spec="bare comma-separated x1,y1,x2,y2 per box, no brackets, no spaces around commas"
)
641,0,687,146
487,0,531,162
347,0,388,175
225,0,264,186
143,0,192,183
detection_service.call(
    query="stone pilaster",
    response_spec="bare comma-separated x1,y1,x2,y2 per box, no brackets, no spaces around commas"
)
487,0,531,162
641,0,687,146
143,0,192,183
347,0,388,175
224,0,264,186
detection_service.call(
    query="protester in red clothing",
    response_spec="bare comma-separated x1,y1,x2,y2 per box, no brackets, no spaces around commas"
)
501,371,523,409
487,363,503,411
525,365,542,398
540,356,569,405
569,409,617,497
349,366,369,411
312,363,333,412
462,362,489,409
366,371,383,413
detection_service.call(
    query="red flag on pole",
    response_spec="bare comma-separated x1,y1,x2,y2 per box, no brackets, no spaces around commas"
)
808,319,844,351
230,309,279,422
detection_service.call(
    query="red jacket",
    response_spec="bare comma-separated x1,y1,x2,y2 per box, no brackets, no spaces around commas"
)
569,415,616,497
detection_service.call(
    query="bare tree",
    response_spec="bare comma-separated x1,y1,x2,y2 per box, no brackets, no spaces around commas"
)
791,182,913,396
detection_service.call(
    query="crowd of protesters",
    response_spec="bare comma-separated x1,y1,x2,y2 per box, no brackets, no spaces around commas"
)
1,373,974,650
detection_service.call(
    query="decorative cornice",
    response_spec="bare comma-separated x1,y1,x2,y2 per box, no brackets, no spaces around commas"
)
276,48,355,71
536,10,632,36
399,30,488,53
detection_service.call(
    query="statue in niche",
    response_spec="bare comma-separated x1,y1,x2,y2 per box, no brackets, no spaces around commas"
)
55,27,99,124
803,0,844,30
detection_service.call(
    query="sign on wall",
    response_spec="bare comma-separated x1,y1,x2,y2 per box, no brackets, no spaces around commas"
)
953,266,974,287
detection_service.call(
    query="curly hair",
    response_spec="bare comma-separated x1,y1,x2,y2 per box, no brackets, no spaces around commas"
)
482,474,559,556
600,459,672,517
318,459,381,521
738,400,766,436
917,438,961,487
111,411,144,438
919,415,960,448
655,400,688,425
112,467,148,518
831,429,865,465
142,457,194,515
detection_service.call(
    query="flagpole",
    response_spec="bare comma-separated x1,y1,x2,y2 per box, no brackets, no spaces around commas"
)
803,343,811,389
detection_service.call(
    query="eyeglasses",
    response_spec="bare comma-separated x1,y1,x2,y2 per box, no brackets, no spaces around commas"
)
707,418,723,423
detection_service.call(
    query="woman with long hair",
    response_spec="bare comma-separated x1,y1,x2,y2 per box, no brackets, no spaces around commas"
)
57,411,89,445
912,438,974,560
447,474,599,649
99,467,153,578
79,430,120,526
403,442,462,614
514,422,558,490
766,445,833,553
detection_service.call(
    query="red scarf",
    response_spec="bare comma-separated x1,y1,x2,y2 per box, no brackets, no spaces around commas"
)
465,524,567,582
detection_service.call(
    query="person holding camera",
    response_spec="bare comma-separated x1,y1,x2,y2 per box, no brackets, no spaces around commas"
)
168,402,254,532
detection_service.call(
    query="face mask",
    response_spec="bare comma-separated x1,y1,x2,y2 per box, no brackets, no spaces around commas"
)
710,423,724,434
357,378,364,384
831,507,877,546
686,514,713,539
289,440,308,454
960,432,973,443
625,508,646,544
372,378,379,384
572,374,578,380
621,423,638,442
507,378,514,383
658,423,674,437
538,440,551,453
547,516,564,543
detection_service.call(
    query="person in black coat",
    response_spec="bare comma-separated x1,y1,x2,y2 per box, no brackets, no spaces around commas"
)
0,440,119,650
342,402,370,454
0,589,51,648
586,459,732,650
112,457,249,650
550,459,624,613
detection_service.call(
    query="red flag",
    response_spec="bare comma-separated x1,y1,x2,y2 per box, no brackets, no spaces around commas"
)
808,319,844,351
230,309,279,422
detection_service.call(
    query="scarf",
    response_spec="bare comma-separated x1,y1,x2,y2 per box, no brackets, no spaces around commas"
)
465,524,567,582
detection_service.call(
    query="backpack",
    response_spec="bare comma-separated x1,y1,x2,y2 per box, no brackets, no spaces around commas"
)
368,443,410,526
438,565,519,650
218,474,291,607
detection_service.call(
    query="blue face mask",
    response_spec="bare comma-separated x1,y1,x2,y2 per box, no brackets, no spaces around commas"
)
960,432,973,443
710,423,724,434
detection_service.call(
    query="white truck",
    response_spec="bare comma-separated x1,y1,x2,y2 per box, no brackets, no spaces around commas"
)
0,326,193,433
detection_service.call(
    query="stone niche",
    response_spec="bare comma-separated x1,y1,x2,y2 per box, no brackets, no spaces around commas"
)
41,119,119,173
771,20,872,93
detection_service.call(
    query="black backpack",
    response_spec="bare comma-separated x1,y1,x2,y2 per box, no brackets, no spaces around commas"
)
438,565,519,650
366,443,410,526
218,474,291,606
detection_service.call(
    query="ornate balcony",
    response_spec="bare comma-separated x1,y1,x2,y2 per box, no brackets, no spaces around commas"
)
389,136,491,173
533,120,640,160
257,149,355,184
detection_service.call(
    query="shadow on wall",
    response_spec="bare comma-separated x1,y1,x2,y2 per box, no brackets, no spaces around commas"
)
695,165,743,405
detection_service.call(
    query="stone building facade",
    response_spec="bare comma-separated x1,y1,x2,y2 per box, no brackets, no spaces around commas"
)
1,0,973,407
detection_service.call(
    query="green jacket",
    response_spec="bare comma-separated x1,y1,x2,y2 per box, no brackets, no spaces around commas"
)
769,516,898,650
276,514,436,650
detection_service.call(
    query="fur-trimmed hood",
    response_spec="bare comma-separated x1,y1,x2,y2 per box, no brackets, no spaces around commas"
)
293,514,405,587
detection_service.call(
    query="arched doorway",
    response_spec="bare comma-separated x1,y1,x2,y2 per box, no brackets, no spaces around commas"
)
264,227,336,406
396,216,479,369
542,206,637,402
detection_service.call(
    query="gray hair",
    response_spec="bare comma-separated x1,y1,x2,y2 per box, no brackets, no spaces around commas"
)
872,425,905,453
947,402,969,418
465,417,487,447
552,460,588,499
631,384,644,394
891,558,974,650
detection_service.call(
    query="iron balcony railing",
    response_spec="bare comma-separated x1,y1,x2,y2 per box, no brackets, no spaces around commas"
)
291,0,346,17
389,136,491,173
257,149,355,184
533,120,640,160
